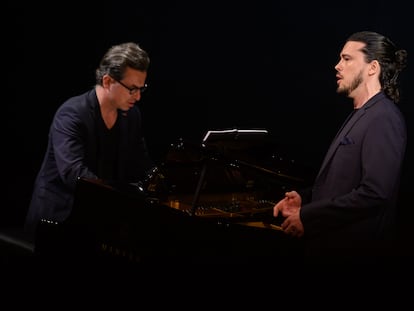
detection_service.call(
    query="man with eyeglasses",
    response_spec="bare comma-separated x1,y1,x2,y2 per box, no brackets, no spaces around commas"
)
24,42,156,241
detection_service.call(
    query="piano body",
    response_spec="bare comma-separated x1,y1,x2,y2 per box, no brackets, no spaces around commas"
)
34,131,313,265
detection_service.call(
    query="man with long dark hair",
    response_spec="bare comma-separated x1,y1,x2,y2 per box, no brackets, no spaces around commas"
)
273,31,408,264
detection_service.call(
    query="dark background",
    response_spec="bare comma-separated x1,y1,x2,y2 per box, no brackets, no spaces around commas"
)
5,1,413,254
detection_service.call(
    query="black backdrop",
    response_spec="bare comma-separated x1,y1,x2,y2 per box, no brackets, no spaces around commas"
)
5,1,414,254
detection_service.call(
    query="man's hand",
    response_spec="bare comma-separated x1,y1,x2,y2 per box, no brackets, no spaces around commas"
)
281,208,304,237
273,190,302,217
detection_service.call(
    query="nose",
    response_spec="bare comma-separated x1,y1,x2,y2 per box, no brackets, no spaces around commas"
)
334,60,342,71
133,91,142,101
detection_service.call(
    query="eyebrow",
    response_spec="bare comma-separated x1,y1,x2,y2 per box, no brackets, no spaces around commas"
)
340,52,354,58
125,81,142,89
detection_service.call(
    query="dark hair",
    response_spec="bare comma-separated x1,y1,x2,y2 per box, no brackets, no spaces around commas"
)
95,42,150,85
347,31,407,103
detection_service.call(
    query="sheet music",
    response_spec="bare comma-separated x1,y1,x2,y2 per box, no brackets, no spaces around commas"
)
202,128,268,146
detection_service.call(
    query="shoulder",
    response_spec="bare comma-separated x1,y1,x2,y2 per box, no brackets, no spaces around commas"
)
57,89,98,115
365,93,405,121
362,98,407,139
52,90,99,129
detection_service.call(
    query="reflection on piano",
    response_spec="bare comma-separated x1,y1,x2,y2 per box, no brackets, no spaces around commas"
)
34,130,314,266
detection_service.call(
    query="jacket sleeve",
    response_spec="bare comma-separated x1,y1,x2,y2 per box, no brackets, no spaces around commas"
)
51,103,98,191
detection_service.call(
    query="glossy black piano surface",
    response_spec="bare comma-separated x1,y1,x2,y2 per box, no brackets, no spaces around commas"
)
34,133,313,265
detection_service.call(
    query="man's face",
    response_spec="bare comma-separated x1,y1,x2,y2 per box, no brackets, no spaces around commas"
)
335,41,369,97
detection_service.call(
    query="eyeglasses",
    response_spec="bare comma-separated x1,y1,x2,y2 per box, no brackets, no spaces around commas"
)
111,76,148,95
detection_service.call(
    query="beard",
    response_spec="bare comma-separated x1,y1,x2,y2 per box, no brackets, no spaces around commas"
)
337,70,363,96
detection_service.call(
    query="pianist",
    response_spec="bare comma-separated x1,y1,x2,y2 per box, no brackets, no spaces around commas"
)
24,42,156,241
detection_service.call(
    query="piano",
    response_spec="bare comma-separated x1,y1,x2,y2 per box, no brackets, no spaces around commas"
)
34,130,313,266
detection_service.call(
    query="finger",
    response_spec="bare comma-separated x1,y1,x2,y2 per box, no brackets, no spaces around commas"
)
273,205,279,217
285,191,293,198
281,219,289,231
273,198,287,217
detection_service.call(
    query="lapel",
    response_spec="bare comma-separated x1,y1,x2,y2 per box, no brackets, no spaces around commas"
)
314,92,384,181
315,110,362,180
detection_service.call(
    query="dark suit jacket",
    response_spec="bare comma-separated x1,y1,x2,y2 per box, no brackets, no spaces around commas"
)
25,89,154,235
299,92,407,259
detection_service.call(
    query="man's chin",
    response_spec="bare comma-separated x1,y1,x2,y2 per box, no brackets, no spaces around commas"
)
336,87,347,95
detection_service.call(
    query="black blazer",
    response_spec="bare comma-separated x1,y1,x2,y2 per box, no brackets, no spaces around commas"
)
299,92,407,257
25,89,154,234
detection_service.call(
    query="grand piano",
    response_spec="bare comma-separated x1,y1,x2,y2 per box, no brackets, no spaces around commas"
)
34,129,314,266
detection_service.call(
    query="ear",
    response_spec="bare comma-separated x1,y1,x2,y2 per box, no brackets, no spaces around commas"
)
368,60,380,76
102,74,113,88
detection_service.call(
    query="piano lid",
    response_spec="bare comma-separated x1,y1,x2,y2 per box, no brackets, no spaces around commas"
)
157,129,313,192
146,129,314,222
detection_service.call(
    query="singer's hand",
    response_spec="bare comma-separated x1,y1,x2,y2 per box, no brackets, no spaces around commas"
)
281,208,304,237
273,190,302,217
